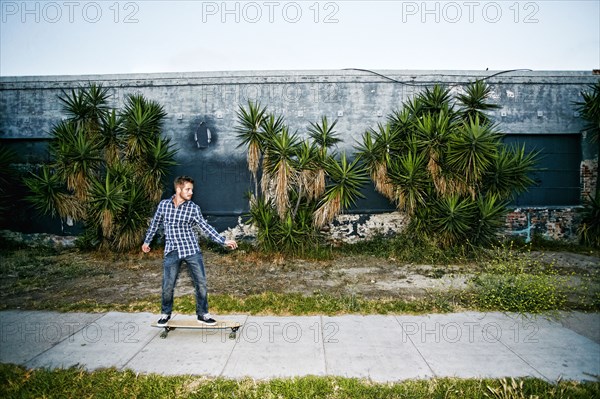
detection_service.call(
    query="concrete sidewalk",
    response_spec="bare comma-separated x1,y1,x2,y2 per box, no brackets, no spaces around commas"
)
1,310,598,382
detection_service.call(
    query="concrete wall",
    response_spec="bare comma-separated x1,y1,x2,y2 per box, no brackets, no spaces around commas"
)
1,70,598,241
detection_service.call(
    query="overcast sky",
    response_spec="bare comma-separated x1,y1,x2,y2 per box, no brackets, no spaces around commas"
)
1,0,598,77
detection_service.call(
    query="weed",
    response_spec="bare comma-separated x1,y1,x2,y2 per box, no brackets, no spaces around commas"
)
471,243,567,313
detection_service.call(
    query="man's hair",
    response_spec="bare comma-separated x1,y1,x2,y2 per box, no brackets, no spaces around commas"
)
174,175,194,189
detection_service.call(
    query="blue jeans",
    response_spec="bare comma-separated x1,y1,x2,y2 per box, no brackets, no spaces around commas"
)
161,250,209,316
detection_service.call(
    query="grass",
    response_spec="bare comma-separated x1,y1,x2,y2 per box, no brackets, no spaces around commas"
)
1,364,598,399
15,291,461,315
335,233,473,264
469,243,569,313
1,234,598,315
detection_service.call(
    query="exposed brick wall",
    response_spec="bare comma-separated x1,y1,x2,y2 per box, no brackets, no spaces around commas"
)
581,158,598,200
504,207,582,243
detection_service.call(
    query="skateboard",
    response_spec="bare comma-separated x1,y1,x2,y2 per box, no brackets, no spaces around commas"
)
152,319,242,339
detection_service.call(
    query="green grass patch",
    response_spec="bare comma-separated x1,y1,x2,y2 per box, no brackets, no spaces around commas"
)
206,292,458,315
18,292,460,315
1,364,598,399
470,244,568,313
335,233,472,265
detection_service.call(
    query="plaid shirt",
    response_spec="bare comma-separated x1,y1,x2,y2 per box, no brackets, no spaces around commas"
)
144,196,225,258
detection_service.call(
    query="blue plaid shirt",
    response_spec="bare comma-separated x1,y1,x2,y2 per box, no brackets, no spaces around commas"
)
144,196,226,258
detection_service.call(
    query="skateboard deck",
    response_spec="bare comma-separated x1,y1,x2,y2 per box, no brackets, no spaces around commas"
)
151,319,242,339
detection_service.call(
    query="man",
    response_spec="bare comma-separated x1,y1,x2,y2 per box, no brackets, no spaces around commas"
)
142,175,237,326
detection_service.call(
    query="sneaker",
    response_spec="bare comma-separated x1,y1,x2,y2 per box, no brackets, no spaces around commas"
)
198,313,217,325
157,314,171,326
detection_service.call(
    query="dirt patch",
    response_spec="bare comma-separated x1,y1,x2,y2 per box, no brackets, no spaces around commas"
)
0,246,598,311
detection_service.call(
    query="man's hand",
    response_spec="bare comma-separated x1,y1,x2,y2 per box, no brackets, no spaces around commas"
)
224,240,238,250
142,243,151,253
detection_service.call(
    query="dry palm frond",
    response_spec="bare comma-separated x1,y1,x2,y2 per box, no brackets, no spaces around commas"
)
313,194,341,228
274,162,291,218
248,141,261,177
298,169,315,199
56,193,86,221
101,208,114,238
373,162,395,200
66,169,92,202
313,168,326,200
261,169,273,202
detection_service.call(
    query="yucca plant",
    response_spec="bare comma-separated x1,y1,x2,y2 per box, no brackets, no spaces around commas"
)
431,195,476,248
484,144,539,200
578,194,600,248
262,126,300,219
386,150,430,214
24,165,84,221
141,135,178,202
292,140,319,215
447,116,502,196
52,120,103,199
247,196,279,251
418,84,453,115
237,105,368,254
99,109,125,166
414,109,454,192
307,116,341,200
574,81,600,144
258,113,286,200
113,183,153,252
235,100,267,197
313,152,368,228
456,79,501,124
122,94,167,161
471,194,509,247
24,84,175,252
357,123,399,201
88,172,127,243
357,81,538,249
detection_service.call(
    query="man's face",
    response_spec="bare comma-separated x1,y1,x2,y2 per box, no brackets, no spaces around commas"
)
177,182,194,201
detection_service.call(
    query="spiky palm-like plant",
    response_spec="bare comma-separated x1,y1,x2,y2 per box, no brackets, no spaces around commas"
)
431,195,476,248
292,140,319,215
484,144,539,200
88,172,127,243
24,165,85,221
456,79,501,124
447,116,502,197
235,100,267,197
113,184,152,252
123,94,167,161
574,81,600,144
25,84,175,252
142,135,178,202
386,150,430,214
247,196,278,251
357,123,399,201
471,194,508,247
263,126,300,219
51,120,103,199
100,109,125,167
307,116,341,200
314,152,368,228
414,109,454,193
418,84,453,115
356,81,538,249
258,113,286,200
